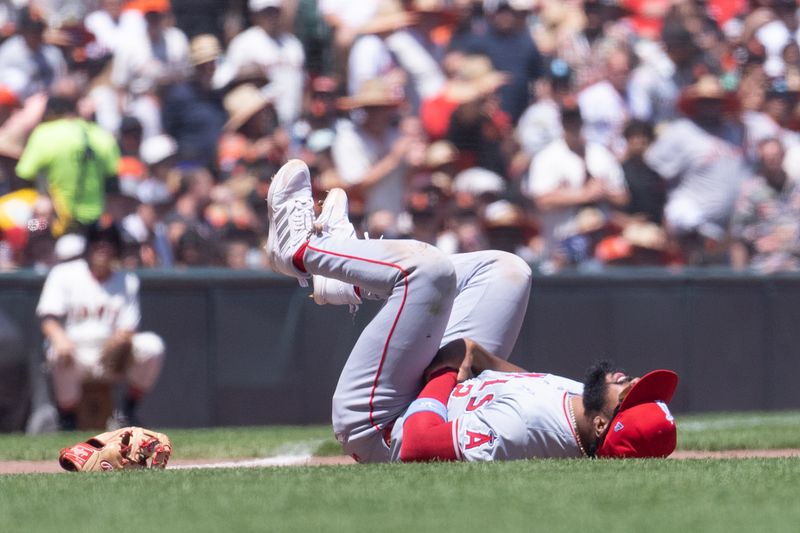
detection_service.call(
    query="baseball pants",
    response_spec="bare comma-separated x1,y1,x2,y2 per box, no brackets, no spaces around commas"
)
302,236,531,462
49,332,165,409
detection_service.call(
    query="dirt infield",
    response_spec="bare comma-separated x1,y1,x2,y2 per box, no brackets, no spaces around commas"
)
2,450,799,474
0,455,357,474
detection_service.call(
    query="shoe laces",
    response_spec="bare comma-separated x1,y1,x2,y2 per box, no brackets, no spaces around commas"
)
289,197,316,243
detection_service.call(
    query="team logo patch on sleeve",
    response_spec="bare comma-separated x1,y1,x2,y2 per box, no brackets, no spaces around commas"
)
464,429,497,450
614,421,624,433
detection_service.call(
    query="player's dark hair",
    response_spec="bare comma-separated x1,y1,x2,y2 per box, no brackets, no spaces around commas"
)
86,217,123,257
582,360,617,415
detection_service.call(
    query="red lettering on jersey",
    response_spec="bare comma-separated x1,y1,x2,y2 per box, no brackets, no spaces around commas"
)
478,379,508,391
452,384,473,398
515,373,547,379
464,430,496,450
466,394,494,412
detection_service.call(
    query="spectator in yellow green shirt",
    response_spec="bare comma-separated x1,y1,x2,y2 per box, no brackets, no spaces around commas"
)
16,96,120,234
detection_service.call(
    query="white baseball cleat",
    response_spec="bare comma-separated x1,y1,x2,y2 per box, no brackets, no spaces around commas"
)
313,275,363,306
314,187,356,239
265,159,315,286
313,188,362,306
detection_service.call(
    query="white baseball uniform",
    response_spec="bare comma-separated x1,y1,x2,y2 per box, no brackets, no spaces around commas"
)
37,259,164,408
389,370,584,461
301,234,533,463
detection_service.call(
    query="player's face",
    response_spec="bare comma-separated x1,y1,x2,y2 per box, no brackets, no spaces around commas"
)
602,372,639,419
87,242,116,278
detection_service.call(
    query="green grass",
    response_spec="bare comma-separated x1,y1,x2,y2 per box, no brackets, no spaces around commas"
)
2,411,799,461
2,412,800,533
2,460,800,533
677,411,800,450
0,425,337,461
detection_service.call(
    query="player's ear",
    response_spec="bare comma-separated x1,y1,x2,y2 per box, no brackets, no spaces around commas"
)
592,415,609,439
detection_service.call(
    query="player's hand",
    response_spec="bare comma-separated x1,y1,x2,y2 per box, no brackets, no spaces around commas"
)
51,335,75,365
100,332,134,377
424,339,475,383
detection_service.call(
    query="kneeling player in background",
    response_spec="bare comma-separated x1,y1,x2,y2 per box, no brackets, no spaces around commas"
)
266,159,677,463
38,218,165,430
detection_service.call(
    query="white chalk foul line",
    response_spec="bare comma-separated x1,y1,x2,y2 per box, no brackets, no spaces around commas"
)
169,453,312,470
168,439,324,470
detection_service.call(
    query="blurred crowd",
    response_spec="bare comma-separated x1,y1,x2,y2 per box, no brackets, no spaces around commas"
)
1,0,800,273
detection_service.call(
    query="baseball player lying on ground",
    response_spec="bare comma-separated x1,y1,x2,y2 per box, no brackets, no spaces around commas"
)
265,159,677,463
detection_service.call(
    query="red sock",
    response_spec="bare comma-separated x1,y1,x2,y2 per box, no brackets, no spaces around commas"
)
292,242,309,273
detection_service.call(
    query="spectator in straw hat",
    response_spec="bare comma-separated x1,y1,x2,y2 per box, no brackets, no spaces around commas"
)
222,0,305,125
421,51,508,142
218,83,287,181
162,34,226,169
595,220,671,266
481,199,535,260
645,74,748,254
444,54,512,175
333,77,415,217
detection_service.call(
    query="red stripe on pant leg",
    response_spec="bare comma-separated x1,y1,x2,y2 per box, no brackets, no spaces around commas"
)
306,243,410,433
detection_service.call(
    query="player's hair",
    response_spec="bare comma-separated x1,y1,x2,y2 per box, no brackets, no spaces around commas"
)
85,218,123,257
582,360,618,416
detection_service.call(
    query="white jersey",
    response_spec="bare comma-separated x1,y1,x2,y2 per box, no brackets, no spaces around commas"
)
37,259,141,365
446,370,585,461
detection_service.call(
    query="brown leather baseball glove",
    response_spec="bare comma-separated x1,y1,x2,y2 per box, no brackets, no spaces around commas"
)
59,427,172,472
